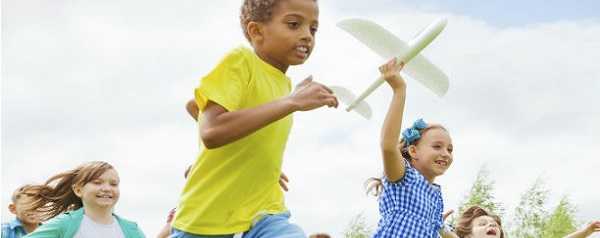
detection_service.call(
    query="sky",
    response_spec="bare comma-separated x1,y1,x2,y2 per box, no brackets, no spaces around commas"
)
2,0,599,237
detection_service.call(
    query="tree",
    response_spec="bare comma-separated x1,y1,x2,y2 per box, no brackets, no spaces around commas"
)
511,178,549,238
452,166,504,225
343,213,373,238
541,196,578,238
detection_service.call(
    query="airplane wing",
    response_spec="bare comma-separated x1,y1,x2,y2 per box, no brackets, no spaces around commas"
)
337,18,449,97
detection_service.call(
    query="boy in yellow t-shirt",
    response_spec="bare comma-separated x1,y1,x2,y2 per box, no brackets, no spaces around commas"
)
171,0,337,237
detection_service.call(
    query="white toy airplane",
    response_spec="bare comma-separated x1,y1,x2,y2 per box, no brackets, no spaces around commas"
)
330,18,449,119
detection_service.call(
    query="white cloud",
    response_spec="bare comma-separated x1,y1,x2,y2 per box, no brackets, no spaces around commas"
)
3,0,599,237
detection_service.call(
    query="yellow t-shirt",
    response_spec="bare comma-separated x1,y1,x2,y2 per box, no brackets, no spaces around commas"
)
172,46,293,235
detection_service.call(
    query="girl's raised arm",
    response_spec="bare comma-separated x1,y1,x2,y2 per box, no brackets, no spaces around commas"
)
379,59,407,182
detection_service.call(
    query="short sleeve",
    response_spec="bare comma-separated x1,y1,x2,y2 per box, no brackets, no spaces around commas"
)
195,48,250,112
1,223,9,238
383,159,417,186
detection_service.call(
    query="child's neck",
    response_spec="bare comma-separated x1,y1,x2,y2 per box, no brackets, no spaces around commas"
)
411,161,438,184
83,205,114,224
254,49,289,73
21,221,39,234
424,175,436,184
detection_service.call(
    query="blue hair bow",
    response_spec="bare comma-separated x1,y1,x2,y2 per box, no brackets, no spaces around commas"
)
402,118,428,145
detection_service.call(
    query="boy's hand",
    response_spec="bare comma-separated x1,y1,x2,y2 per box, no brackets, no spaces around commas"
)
279,172,289,192
379,58,406,91
289,75,338,111
186,99,200,121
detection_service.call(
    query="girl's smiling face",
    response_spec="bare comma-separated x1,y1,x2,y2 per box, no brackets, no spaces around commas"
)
73,168,120,209
408,127,453,182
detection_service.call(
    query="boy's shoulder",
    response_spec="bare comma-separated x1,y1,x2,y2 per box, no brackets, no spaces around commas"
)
2,219,18,228
230,45,252,54
1,220,15,235
219,45,256,65
229,45,254,57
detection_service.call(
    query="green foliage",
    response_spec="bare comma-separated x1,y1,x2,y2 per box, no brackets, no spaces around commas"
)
540,197,578,238
343,213,373,238
457,166,504,217
511,178,549,238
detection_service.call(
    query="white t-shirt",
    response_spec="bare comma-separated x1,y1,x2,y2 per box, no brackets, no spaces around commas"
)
74,215,125,238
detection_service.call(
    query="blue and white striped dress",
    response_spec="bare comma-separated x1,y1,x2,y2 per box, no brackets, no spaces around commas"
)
373,160,444,238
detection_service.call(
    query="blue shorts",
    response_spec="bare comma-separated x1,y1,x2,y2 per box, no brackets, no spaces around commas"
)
170,212,305,238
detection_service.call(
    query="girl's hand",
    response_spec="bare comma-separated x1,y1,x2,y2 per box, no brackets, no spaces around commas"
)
564,220,600,238
584,221,600,235
443,209,454,221
166,208,176,223
378,58,406,91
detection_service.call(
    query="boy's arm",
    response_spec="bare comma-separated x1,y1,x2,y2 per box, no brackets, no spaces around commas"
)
200,76,337,149
563,221,600,238
379,59,407,182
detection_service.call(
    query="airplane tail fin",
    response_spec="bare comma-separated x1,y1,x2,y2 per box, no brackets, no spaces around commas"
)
330,86,372,119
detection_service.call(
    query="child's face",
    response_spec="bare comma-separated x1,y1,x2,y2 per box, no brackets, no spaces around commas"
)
253,0,318,72
409,128,453,182
469,215,501,238
9,195,41,225
74,168,120,209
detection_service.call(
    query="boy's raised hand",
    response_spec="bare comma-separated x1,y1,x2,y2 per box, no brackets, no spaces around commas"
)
379,58,406,90
289,75,338,111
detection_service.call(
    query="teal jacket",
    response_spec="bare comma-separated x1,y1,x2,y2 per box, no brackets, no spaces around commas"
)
24,208,145,238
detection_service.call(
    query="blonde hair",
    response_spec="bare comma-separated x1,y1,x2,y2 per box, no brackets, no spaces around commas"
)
366,124,447,196
25,161,115,220
11,184,36,203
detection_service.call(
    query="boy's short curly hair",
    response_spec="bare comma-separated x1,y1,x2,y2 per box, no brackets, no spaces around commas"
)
239,0,316,41
240,0,279,41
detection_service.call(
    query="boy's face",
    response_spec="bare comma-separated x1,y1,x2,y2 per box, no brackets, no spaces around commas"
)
9,195,41,225
253,0,319,72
